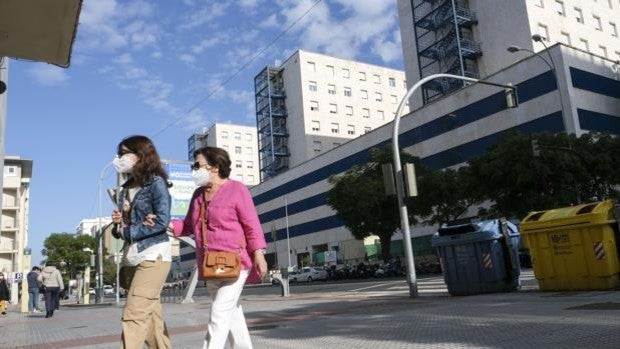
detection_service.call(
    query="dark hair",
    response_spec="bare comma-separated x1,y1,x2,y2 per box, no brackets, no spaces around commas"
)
117,135,171,187
32,266,40,271
194,146,231,179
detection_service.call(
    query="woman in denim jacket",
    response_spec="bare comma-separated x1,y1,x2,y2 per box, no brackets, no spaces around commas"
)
111,135,173,349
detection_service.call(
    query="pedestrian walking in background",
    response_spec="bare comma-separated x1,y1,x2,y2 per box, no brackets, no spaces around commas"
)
38,261,63,318
26,266,42,313
171,146,268,349
0,273,10,317
110,135,173,349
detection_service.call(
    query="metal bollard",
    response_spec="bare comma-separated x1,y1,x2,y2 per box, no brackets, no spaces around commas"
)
276,267,291,297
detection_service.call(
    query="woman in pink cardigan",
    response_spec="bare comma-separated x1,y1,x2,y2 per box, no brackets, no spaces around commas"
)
171,146,267,349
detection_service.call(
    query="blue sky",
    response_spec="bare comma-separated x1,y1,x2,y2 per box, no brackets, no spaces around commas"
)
5,0,404,265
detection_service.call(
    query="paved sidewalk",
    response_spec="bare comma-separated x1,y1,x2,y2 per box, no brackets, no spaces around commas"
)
0,271,618,348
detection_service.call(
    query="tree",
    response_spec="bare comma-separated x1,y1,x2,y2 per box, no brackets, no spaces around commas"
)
41,233,96,283
468,131,620,219
327,147,432,261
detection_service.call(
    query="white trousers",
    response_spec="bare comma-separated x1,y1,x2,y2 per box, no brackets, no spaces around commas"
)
203,270,252,349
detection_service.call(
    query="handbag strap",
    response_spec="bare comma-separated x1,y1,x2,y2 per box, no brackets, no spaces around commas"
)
200,188,246,251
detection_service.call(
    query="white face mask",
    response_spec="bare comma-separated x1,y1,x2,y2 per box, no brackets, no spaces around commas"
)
192,168,210,187
113,154,137,174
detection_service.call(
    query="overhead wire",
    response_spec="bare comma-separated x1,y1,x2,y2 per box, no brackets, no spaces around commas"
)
151,0,324,138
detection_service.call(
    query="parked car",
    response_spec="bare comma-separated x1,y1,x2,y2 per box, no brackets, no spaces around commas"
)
103,285,114,295
88,287,95,295
289,267,328,282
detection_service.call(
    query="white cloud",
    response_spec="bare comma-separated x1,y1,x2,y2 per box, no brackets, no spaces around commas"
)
26,64,69,86
259,13,279,28
191,37,221,54
179,2,230,30
179,53,197,64
151,51,162,59
372,30,403,64
276,0,399,62
239,0,260,10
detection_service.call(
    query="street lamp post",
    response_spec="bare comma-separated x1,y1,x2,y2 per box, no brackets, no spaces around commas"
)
393,73,518,298
507,35,567,131
97,161,114,303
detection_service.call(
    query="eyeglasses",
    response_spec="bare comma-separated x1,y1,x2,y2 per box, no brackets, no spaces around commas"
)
117,150,134,157
191,162,210,171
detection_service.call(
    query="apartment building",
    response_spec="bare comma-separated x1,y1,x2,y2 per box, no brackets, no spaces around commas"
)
254,49,410,181
187,123,260,186
398,0,620,105
1,156,32,303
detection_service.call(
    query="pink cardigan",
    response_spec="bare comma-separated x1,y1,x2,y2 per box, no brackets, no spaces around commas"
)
172,180,267,284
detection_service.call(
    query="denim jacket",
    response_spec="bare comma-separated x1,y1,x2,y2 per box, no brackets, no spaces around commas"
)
116,175,171,253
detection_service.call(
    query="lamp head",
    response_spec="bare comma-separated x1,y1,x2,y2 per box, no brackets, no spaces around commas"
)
532,34,544,42
507,46,521,53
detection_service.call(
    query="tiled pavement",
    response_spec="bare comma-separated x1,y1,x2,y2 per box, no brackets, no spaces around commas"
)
1,270,618,349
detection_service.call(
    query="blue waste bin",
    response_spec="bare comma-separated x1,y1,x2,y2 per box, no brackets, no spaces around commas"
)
432,219,521,296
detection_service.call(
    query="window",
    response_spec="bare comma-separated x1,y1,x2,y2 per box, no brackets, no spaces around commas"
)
247,161,254,169
329,103,337,114
362,108,370,119
388,77,396,87
580,38,589,51
554,1,565,15
221,131,229,139
593,15,602,30
311,120,320,131
364,127,372,134
534,0,543,8
3,166,16,177
245,147,252,155
235,160,242,168
326,65,334,76
345,105,353,116
245,133,252,141
560,32,571,45
375,92,383,102
347,124,355,135
330,123,339,134
307,61,316,72
342,68,350,78
358,72,366,81
377,110,385,120
344,87,352,97
608,0,613,9
235,146,241,154
361,89,368,100
310,100,319,111
308,81,317,92
373,74,381,84
236,174,244,181
222,145,229,151
611,22,618,37
599,45,608,58
403,80,407,89
574,8,583,23
537,23,549,41
327,84,336,95
391,95,398,104
247,175,255,183
234,132,241,140
313,141,322,153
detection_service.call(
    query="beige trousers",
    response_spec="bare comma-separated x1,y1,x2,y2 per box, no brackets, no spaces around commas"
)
120,258,171,349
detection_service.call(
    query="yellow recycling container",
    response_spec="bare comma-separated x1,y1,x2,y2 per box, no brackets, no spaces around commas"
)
520,200,620,291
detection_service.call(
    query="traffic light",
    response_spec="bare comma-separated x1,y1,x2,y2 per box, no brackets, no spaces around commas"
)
531,139,541,157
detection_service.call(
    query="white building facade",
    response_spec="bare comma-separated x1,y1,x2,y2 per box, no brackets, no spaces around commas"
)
249,45,620,268
187,123,260,186
1,156,32,303
255,49,410,181
397,0,620,106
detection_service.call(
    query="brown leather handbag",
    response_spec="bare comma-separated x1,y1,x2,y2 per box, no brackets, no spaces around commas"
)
199,191,243,281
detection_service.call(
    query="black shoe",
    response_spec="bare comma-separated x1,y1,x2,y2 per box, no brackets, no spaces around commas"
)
45,311,51,318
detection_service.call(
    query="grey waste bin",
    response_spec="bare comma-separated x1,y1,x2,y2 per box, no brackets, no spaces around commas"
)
432,219,521,296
